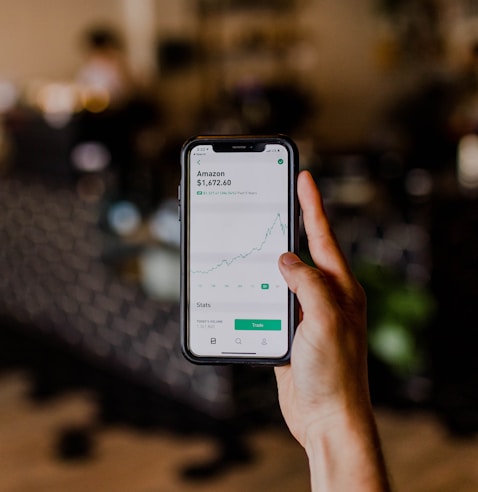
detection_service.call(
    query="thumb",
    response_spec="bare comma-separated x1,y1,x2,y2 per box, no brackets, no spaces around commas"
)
278,252,304,293
278,252,333,319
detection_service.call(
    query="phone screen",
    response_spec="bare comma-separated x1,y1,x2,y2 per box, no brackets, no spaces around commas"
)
181,137,297,362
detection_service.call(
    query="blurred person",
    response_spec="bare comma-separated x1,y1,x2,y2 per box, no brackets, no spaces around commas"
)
275,170,391,491
77,26,134,107
74,26,158,202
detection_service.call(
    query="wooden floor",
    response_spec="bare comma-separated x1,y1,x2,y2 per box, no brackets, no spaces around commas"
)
1,372,477,492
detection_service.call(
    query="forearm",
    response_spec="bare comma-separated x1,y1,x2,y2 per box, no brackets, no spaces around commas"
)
304,407,391,492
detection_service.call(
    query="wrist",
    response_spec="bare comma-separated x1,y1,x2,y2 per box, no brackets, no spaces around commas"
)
303,404,390,492
303,400,375,459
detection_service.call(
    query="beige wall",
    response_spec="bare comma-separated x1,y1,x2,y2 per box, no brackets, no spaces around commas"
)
0,0,396,146
0,0,201,81
0,0,123,81
296,0,401,146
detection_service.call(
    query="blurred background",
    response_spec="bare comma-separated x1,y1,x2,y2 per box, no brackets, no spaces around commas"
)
1,0,478,490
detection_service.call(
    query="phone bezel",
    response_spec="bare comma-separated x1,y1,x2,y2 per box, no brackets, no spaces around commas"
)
179,135,299,365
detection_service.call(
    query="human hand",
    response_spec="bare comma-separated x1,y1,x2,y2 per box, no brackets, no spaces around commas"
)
274,170,390,490
275,170,390,491
275,169,370,446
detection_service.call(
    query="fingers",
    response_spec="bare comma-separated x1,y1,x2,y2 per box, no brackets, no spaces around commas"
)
297,170,355,291
279,252,335,320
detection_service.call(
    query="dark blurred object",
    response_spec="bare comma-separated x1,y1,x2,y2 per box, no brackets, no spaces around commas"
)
198,81,315,136
4,108,74,177
388,76,458,173
377,0,443,62
57,426,94,461
0,317,257,476
310,150,436,409
197,0,294,13
232,82,314,135
0,173,231,418
157,38,198,75
82,25,123,51
430,196,478,436
72,96,159,200
150,138,183,207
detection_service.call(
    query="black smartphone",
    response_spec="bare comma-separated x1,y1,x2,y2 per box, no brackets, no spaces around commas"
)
179,135,299,365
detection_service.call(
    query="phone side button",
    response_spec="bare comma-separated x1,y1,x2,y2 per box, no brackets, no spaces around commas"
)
177,185,181,221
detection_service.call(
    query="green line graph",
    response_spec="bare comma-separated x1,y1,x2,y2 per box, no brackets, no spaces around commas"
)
191,212,287,275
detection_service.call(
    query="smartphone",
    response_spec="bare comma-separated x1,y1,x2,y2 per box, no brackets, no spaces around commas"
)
179,135,299,365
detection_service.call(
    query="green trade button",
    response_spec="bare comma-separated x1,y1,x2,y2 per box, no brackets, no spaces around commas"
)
234,319,282,331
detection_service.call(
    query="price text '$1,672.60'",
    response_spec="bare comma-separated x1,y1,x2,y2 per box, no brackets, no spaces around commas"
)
197,179,232,187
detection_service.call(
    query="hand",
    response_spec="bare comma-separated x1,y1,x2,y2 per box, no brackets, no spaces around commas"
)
275,169,369,444
275,171,389,491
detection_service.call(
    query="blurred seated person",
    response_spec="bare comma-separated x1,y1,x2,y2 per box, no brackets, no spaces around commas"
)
74,26,157,200
77,26,134,109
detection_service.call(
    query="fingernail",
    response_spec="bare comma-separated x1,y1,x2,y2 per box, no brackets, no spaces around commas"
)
281,252,301,265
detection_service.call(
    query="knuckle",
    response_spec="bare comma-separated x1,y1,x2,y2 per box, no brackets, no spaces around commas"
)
355,281,367,305
297,263,324,284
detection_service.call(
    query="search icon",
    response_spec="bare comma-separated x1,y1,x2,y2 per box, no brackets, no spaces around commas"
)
235,338,242,344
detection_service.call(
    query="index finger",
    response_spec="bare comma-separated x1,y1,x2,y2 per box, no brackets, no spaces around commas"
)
298,170,354,287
